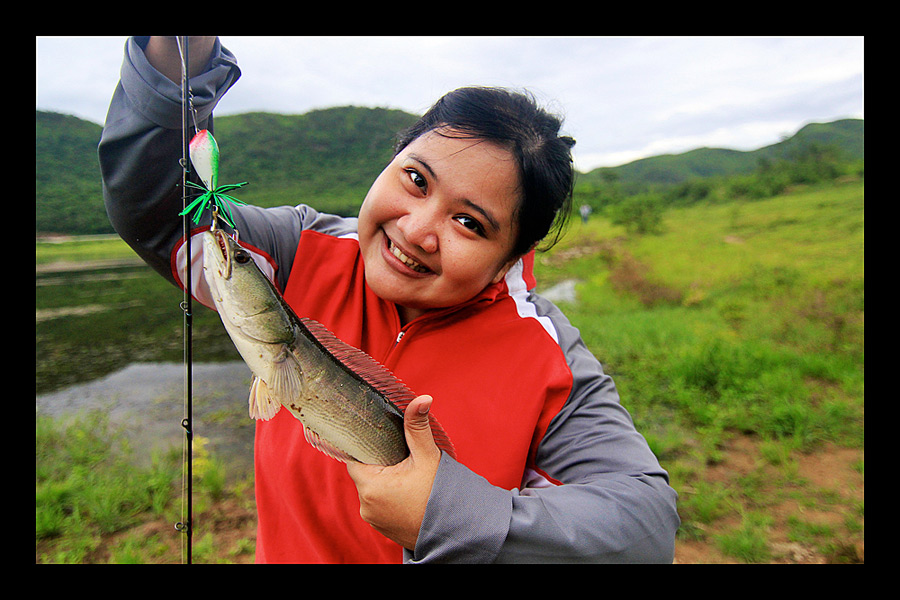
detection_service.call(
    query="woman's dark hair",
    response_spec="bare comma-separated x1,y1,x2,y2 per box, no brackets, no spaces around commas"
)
394,87,576,258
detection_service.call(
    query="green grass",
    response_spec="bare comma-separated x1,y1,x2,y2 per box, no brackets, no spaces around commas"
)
540,180,864,450
36,235,139,264
35,412,251,564
714,512,773,563
535,179,864,562
35,412,181,562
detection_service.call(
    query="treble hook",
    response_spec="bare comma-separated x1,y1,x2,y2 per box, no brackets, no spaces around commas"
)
210,205,240,242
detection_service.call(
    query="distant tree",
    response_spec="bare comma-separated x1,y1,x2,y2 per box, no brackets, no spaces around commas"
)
608,193,665,235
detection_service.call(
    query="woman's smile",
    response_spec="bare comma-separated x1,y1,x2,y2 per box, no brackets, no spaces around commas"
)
383,233,433,275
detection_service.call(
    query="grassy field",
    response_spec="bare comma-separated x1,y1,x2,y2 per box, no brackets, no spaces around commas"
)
36,235,136,264
534,179,864,562
35,179,863,563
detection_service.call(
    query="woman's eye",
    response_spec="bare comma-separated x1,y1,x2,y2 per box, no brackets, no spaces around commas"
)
455,215,485,236
406,169,427,192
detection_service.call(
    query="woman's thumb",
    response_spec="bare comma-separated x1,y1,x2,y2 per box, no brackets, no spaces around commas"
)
404,395,438,456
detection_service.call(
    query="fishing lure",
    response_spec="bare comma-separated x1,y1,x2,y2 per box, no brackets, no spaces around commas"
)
179,129,248,229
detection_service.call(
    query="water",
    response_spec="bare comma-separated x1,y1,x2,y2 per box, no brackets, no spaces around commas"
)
36,361,257,477
539,279,579,304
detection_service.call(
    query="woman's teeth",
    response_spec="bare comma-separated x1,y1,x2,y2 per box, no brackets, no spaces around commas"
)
389,239,429,273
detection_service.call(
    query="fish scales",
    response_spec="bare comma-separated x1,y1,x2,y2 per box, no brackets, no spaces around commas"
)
201,227,455,466
288,332,408,464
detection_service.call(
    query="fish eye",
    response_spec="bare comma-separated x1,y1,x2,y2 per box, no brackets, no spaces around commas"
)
234,249,251,264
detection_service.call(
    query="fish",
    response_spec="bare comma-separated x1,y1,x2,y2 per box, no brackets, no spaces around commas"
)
201,225,456,466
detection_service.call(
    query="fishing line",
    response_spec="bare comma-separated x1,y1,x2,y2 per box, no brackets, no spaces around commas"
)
174,35,194,565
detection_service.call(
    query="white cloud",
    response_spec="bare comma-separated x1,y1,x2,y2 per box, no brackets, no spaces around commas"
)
36,36,864,172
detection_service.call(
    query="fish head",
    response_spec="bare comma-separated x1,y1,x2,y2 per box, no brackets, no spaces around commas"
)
203,228,268,304
202,228,291,341
202,227,241,283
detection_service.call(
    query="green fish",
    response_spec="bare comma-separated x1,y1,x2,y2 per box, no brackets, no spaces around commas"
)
201,226,456,466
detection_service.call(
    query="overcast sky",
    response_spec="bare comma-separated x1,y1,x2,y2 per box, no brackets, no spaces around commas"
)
36,36,864,173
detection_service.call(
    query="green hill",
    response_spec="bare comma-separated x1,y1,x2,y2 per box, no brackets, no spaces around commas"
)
580,119,864,190
35,107,417,235
35,108,863,236
210,107,417,215
36,112,108,235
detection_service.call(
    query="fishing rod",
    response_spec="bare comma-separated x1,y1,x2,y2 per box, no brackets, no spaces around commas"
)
170,37,248,564
174,35,194,565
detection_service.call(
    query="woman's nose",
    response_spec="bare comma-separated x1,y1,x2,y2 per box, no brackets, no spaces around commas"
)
397,207,439,254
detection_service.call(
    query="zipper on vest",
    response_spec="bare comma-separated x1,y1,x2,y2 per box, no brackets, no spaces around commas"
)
382,327,408,365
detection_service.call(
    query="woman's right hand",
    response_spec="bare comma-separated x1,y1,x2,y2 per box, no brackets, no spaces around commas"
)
145,36,217,83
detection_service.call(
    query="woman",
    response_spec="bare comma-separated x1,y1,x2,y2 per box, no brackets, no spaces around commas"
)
100,36,679,563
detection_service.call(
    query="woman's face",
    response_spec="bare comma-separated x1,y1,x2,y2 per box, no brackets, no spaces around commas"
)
358,129,521,323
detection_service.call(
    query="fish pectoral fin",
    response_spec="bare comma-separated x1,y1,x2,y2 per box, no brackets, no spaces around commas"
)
248,376,281,421
270,346,305,404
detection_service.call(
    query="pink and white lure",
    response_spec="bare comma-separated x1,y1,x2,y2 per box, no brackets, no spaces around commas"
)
179,129,248,228
190,129,220,190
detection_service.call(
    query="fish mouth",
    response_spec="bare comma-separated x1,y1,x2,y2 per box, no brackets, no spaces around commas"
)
385,234,432,274
213,228,230,259
210,228,233,279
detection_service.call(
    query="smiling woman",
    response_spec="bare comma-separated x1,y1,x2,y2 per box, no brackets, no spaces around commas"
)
393,87,577,258
355,86,577,324
99,36,680,564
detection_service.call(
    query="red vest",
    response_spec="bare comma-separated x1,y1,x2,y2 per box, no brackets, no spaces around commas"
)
253,231,571,563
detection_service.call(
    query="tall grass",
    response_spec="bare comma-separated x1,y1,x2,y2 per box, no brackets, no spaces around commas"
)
543,181,863,450
35,412,181,562
35,413,237,563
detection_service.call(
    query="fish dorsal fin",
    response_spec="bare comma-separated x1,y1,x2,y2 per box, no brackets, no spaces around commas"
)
299,317,456,459
300,318,414,405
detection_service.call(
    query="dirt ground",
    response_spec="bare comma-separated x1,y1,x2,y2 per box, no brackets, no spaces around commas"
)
673,435,864,564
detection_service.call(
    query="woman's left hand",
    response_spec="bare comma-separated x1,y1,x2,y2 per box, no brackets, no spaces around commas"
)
346,395,442,550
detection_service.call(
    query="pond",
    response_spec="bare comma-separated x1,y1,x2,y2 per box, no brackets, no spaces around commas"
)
36,361,257,477
36,257,254,477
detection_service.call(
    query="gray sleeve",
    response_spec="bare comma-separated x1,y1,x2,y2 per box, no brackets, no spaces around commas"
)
99,36,345,294
228,204,358,293
405,295,680,563
99,36,241,285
